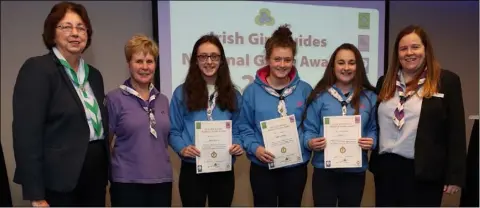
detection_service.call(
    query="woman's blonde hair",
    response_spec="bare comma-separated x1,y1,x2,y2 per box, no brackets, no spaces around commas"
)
378,25,441,101
124,34,159,62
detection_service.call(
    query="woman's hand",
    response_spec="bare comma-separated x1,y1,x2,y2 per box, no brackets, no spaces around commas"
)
444,185,461,194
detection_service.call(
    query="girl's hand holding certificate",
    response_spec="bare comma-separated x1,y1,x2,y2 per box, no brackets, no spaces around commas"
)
358,138,373,150
255,146,275,163
308,137,327,151
183,144,243,157
229,144,244,156
181,145,201,158
308,137,373,151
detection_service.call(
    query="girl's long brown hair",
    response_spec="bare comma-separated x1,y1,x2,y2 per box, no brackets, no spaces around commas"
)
378,25,441,101
301,43,375,127
183,33,237,112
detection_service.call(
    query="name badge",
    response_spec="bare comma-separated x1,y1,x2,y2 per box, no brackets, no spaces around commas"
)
433,93,444,98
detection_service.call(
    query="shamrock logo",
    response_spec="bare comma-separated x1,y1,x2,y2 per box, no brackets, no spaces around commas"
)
255,8,275,26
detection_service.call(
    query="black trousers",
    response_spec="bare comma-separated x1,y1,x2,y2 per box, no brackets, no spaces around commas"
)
110,182,172,207
45,141,108,207
179,161,235,207
373,153,444,207
249,162,307,207
312,168,365,207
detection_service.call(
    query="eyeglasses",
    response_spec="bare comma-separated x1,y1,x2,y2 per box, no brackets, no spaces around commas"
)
197,54,221,62
56,24,88,35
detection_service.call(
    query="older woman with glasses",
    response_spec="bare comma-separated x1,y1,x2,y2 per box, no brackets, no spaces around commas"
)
12,2,109,207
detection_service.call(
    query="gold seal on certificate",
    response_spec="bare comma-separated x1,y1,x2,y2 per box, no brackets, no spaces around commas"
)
260,115,303,170
340,146,346,153
195,120,232,174
323,115,362,169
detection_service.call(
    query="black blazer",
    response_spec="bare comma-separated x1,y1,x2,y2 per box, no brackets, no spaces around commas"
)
369,69,466,187
12,52,109,200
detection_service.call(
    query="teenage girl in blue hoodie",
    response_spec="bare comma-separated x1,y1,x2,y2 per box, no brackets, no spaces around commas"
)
301,43,377,207
239,24,313,207
169,34,244,207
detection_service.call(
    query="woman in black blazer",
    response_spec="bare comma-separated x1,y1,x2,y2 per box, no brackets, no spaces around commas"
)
369,25,466,207
12,2,109,207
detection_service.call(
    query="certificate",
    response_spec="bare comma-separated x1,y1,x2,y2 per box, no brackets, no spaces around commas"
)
195,120,232,174
260,115,303,169
323,115,362,168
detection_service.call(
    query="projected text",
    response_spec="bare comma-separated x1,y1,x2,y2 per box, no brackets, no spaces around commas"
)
182,53,329,68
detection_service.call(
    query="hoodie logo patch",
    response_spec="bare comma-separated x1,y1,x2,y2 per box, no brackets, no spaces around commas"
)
297,101,303,107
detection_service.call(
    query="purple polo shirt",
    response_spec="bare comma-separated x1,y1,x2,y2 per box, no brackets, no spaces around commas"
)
106,86,172,184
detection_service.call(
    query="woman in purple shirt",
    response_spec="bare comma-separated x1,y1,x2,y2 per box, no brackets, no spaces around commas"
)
106,34,172,207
